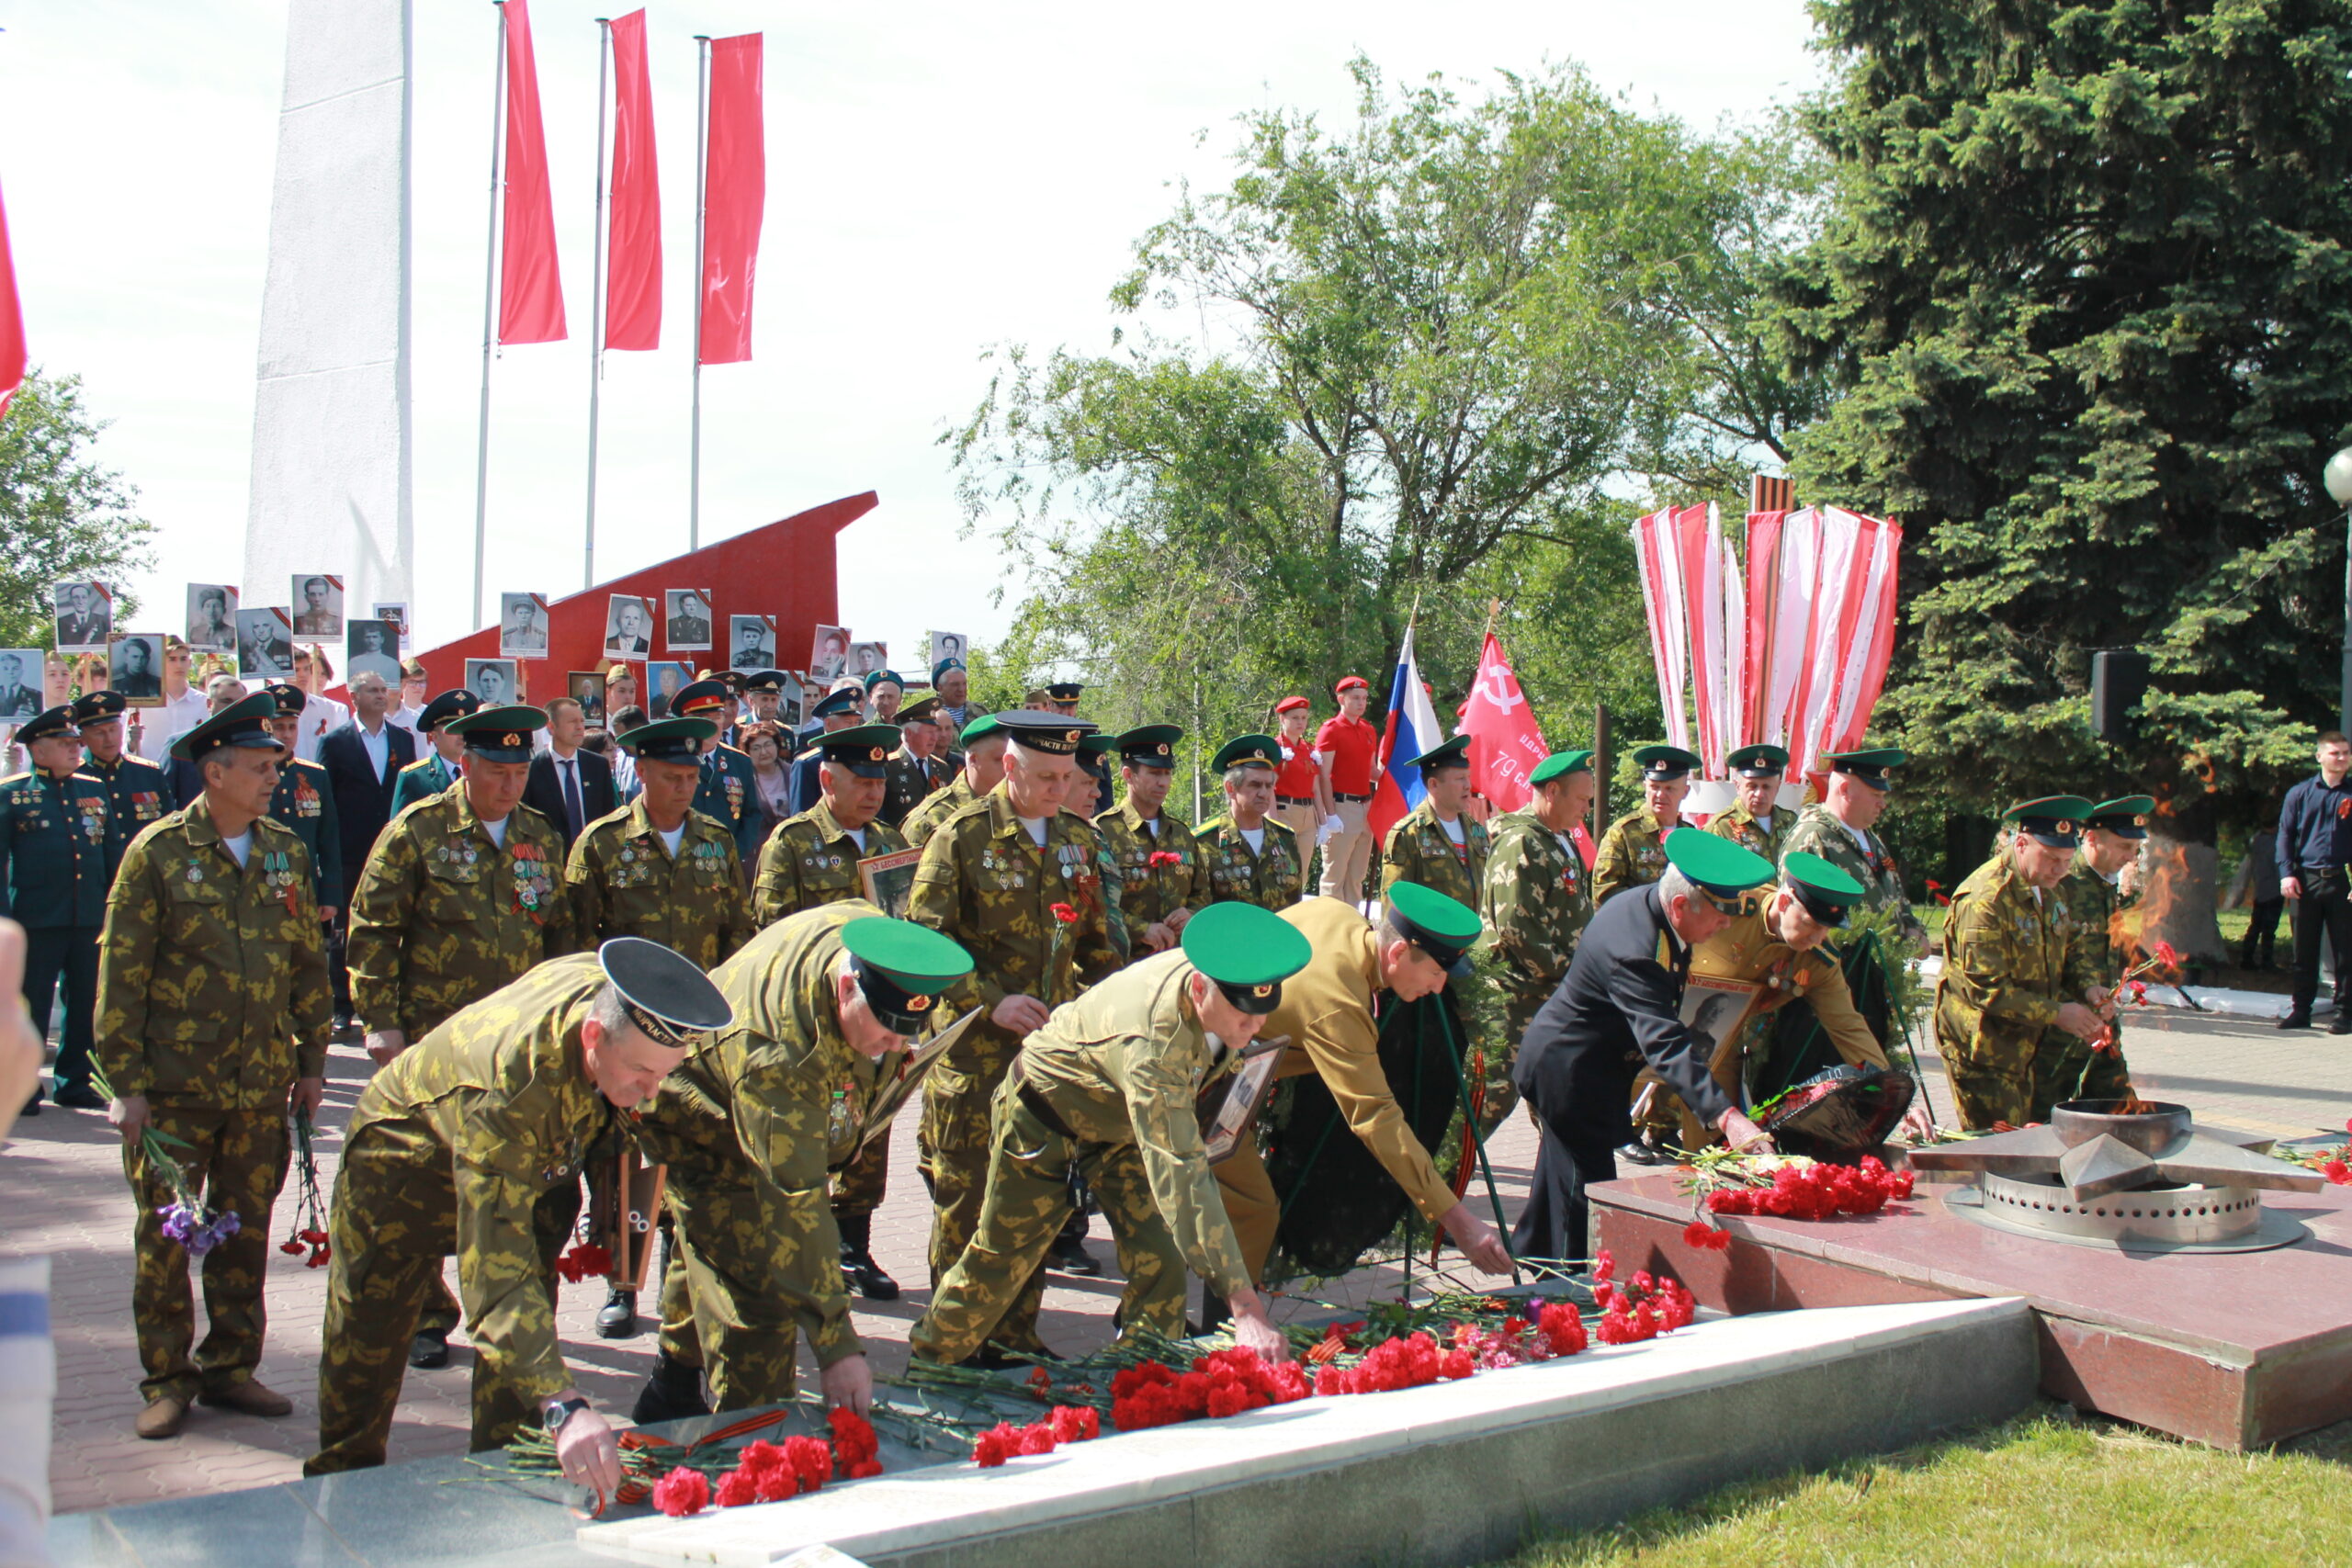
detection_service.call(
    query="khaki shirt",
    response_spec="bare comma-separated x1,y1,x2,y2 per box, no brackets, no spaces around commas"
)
1592,808,1676,908
1094,800,1206,954
1194,814,1304,911
1690,906,1887,1103
565,798,755,971
902,773,978,850
1706,802,1788,863
1379,798,1488,908
752,799,908,927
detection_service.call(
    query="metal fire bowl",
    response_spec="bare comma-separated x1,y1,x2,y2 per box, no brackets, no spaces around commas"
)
1944,1170,2310,1255
2052,1099,2191,1156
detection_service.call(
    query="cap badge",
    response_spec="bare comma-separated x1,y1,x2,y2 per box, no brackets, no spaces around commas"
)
503,732,521,747
870,748,886,762
1155,743,1170,755
907,993,933,1012
1064,730,1080,744
1250,983,1272,998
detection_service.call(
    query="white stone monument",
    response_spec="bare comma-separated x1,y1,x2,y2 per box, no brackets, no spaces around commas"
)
243,0,413,627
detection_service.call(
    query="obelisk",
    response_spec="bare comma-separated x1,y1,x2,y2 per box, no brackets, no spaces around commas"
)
243,0,413,630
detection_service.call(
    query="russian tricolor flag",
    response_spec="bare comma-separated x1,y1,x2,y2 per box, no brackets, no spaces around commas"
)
1369,625,1443,846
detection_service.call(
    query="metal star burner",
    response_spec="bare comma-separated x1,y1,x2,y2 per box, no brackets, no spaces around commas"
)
1912,1100,2321,1253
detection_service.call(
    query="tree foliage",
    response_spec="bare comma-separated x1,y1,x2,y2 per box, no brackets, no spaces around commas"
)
0,370,153,649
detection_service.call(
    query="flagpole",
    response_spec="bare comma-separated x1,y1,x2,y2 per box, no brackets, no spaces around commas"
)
583,17,613,592
689,34,711,552
472,0,509,632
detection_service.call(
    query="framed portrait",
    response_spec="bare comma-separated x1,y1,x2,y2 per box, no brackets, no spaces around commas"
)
372,603,409,649
857,847,924,919
729,615,777,671
499,592,550,659
107,634,166,706
290,574,345,638
186,584,238,653
1679,973,1762,1094
52,581,113,654
236,607,295,681
928,630,967,672
345,620,402,686
854,1011,979,1154
665,589,715,651
464,658,518,706
807,623,849,681
604,594,654,660
568,671,609,728
846,640,888,679
0,651,41,721
1201,1035,1292,1164
647,660,693,718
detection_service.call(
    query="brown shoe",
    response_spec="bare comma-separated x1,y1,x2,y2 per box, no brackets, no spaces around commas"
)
198,1379,294,1418
134,1396,188,1439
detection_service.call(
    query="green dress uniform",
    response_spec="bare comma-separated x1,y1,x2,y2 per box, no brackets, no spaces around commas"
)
906,781,1122,1348
345,791,576,1043
85,751,178,840
307,956,630,1471
1194,815,1304,910
903,773,976,850
910,928,1296,1364
0,765,125,1101
631,905,906,1408
1378,799,1489,907
1477,806,1594,1124
565,797,754,971
389,753,457,816
694,745,764,862
1706,802,1789,863
95,791,330,1407
1094,801,1205,956
1590,808,1676,908
269,757,345,909
879,745,953,829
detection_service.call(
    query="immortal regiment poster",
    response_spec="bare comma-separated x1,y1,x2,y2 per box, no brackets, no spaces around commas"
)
465,659,518,705
808,623,848,680
847,639,888,679
929,629,967,670
568,671,607,727
52,581,110,652
665,589,714,651
372,603,408,649
0,651,39,719
346,620,401,684
729,614,777,671
605,594,654,659
186,584,237,652
649,660,690,716
500,592,551,657
291,574,344,637
236,607,294,680
110,634,164,704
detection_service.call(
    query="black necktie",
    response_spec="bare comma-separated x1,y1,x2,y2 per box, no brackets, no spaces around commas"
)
561,760,585,837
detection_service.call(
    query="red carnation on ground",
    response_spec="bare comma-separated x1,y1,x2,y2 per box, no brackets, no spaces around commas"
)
714,1467,760,1508
1018,1422,1058,1455
973,1424,1021,1467
651,1467,710,1517
1049,1404,1100,1443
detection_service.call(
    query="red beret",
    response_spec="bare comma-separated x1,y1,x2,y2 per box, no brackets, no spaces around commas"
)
1334,676,1369,694
1274,695,1310,715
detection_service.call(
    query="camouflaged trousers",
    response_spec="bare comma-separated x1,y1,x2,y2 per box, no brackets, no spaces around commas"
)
2029,1029,2132,1122
910,1078,1186,1365
915,1019,1046,1350
123,1105,290,1404
307,1136,575,1473
830,1131,889,1220
652,1162,853,1409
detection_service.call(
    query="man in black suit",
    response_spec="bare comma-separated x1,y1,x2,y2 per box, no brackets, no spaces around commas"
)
521,694,617,849
316,668,418,1028
1510,829,1779,1264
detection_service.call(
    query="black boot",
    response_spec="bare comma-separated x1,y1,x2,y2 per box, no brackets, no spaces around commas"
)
407,1328,449,1370
596,1285,639,1339
1047,1208,1102,1277
630,1351,712,1427
836,1213,899,1302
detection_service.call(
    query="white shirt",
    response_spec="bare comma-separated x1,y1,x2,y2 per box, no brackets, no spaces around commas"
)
1438,815,1465,845
355,718,391,782
296,694,350,763
1239,825,1265,853
134,686,213,763
481,816,510,849
656,823,685,859
844,827,867,852
1020,815,1051,847
220,829,252,869
612,750,639,802
1554,831,1577,861
389,703,424,736
1841,819,1875,857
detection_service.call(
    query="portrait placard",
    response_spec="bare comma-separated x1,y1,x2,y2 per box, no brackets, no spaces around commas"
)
664,589,714,651
236,607,294,681
807,624,848,681
345,620,401,686
290,574,345,638
604,595,654,660
729,615,777,671
0,651,41,720
53,581,112,654
109,634,166,705
499,592,550,659
464,658,518,706
186,584,238,653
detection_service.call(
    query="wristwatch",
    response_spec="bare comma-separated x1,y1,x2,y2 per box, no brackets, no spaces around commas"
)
542,1396,590,1434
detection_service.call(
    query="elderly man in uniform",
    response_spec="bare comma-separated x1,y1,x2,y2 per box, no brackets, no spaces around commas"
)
907,710,1122,1357
3,705,126,1114
786,687,864,817
629,908,970,1420
1512,831,1781,1262
73,691,177,840
347,704,576,1370
1213,886,1513,1291
879,694,953,829
654,679,761,863
750,723,912,1300
389,690,481,814
96,694,330,1437
1707,744,1792,861
912,903,1309,1368
1781,749,1923,944
1934,797,2111,1131
258,686,345,949
1379,735,1488,905
1093,725,1205,958
307,940,729,1480
903,714,1006,849
1592,744,1698,908
1197,735,1305,911
1476,750,1598,1130
2031,795,2152,1116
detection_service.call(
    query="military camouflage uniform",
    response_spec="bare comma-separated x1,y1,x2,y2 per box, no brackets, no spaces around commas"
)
879,746,954,830
1781,805,1923,940
751,801,910,1218
1194,814,1303,911
346,791,575,1042
1379,799,1499,1136
632,906,886,1408
1934,850,2094,1130
1093,800,1206,959
910,947,1251,1363
1476,807,1593,1126
1378,799,1489,907
308,956,613,1472
1,767,126,1101
2032,855,2137,1116
903,773,978,850
1591,808,1676,908
1706,802,1789,863
907,784,1121,1348
566,798,754,971
95,795,330,1405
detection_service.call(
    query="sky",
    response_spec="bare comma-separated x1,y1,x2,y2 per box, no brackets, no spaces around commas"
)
0,0,1826,660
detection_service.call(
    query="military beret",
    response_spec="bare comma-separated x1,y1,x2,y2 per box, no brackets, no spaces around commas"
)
1213,734,1282,772
1663,828,1776,901
597,936,733,1050
17,704,79,747
418,688,482,735
1334,676,1369,695
1781,850,1866,929
841,916,975,1034
1633,743,1700,782
1182,901,1311,1015
70,691,129,725
673,679,732,720
1118,723,1182,769
450,705,547,762
996,710,1096,755
616,716,716,763
1725,743,1791,778
2086,795,2154,840
1529,750,1594,786
1405,733,1471,772
169,692,282,764
957,713,1004,744
809,686,863,721
1272,695,1311,716
1826,747,1908,790
815,723,902,778
1383,881,1483,972
2004,795,2092,847
932,657,966,684
864,669,904,692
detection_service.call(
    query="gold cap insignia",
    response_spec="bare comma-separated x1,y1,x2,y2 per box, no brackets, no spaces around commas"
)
1064,730,1080,744
907,993,933,1012
1155,742,1170,755
503,732,522,747
1250,983,1272,998
870,748,887,762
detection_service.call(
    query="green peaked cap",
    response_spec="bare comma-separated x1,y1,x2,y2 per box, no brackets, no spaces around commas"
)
839,917,975,1032
1182,902,1311,1013
1384,880,1483,967
958,713,1003,743
1781,850,1865,927
1529,750,1594,785
1404,733,1471,770
2086,795,2154,839
1213,734,1282,771
1662,827,1775,894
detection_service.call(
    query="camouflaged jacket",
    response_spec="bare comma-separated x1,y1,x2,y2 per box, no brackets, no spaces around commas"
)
1705,801,1789,865
95,795,330,1106
1093,800,1205,954
901,773,977,851
1934,851,2088,1071
565,796,755,971
907,783,1122,1018
1591,808,1676,908
1479,807,1592,1021
1193,814,1303,912
347,788,576,1039
752,798,908,928
1379,798,1488,908
1782,805,1922,941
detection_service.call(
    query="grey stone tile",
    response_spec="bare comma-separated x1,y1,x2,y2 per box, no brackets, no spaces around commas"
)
101,1484,363,1568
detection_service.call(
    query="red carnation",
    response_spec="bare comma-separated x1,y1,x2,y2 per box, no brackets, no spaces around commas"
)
2324,1159,2351,1186
973,1424,1019,1467
1019,1423,1058,1455
279,1238,304,1256
714,1467,760,1508
784,1435,831,1493
1591,1250,1616,1283
1049,1404,1100,1442
651,1467,710,1517
1049,902,1078,923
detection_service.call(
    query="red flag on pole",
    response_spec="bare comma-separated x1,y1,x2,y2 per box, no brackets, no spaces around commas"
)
697,34,764,366
498,0,566,344
1459,632,1548,815
0,171,23,423
605,10,661,352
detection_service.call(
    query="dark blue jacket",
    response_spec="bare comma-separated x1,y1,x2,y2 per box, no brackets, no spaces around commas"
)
2276,773,2352,882
269,758,345,908
695,745,764,860
0,770,124,928
84,753,177,849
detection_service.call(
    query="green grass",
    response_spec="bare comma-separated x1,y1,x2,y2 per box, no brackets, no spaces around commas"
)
1494,1405,2352,1566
